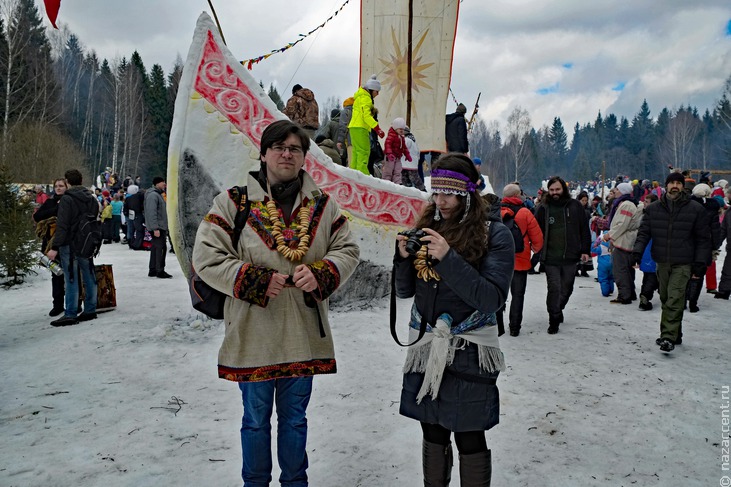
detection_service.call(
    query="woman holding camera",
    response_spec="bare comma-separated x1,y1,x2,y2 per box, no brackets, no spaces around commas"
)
394,154,514,486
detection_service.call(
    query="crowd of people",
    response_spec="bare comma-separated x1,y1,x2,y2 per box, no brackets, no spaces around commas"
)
26,86,730,486
32,169,173,327
286,75,473,195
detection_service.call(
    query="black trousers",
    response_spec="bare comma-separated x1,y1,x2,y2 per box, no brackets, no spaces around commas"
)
719,251,731,293
497,270,528,333
51,272,64,309
545,263,577,322
149,229,167,273
612,248,636,301
131,217,145,249
640,272,659,301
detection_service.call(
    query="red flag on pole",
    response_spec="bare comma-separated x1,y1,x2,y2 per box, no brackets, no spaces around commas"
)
44,0,61,29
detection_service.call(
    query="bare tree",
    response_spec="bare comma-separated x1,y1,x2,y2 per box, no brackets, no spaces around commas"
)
505,106,532,182
658,109,702,170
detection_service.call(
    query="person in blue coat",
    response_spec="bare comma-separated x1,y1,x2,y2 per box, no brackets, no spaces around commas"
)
638,239,658,310
591,232,614,297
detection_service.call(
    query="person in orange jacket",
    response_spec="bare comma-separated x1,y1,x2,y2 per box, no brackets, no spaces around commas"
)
497,183,544,336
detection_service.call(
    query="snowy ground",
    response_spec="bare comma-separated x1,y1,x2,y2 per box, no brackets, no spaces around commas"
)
1,242,729,486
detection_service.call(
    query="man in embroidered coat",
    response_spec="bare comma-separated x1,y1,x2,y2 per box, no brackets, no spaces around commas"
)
192,120,359,486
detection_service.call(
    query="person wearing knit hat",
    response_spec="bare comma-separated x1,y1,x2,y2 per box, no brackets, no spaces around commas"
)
283,83,320,138
633,169,712,352
665,171,685,187
616,182,633,195
348,75,385,175
445,102,469,154
381,117,411,184
691,183,712,198
603,181,641,304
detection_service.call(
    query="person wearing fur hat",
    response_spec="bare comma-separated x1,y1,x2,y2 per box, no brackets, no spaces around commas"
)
632,172,711,352
283,83,320,138
382,117,412,184
348,75,385,175
445,103,469,154
393,153,513,486
602,182,641,304
685,183,722,309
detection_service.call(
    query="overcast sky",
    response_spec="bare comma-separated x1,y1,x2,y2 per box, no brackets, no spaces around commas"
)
46,0,731,132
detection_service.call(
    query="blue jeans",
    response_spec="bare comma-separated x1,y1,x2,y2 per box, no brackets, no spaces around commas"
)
239,377,313,487
59,245,97,317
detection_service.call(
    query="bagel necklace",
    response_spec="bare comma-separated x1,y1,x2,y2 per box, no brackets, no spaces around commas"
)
266,180,311,261
414,246,440,281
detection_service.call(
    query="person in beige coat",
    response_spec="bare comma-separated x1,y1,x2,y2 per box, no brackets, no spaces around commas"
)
192,120,360,486
603,182,641,304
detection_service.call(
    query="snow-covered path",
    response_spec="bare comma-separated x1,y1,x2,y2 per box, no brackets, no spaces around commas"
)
1,243,728,486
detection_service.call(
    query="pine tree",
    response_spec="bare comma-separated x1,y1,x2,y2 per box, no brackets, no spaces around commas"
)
0,164,37,286
147,64,169,180
267,83,285,111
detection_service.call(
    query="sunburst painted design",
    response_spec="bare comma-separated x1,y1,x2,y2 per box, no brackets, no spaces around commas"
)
378,27,434,116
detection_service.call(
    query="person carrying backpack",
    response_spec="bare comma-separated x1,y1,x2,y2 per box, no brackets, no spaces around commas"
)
46,169,101,327
192,120,360,486
496,184,543,336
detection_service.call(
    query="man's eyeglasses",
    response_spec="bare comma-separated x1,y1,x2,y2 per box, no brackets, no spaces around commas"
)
269,145,304,156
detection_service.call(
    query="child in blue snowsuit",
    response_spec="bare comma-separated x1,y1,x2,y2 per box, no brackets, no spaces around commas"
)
638,239,657,310
591,231,614,297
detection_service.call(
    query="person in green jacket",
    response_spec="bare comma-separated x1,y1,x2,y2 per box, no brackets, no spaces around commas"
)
348,74,385,175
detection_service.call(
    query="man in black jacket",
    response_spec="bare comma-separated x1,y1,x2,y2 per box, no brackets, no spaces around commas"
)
445,103,468,154
633,172,711,352
534,176,591,334
46,169,100,326
124,185,145,249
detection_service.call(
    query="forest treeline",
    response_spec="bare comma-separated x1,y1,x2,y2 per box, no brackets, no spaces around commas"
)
1,0,729,193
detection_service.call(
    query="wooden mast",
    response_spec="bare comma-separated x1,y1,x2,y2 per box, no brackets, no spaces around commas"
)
406,0,413,127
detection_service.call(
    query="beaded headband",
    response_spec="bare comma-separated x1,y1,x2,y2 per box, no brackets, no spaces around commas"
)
430,169,477,196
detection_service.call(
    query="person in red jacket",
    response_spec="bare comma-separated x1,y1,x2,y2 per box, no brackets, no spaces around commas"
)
497,183,544,336
382,117,412,184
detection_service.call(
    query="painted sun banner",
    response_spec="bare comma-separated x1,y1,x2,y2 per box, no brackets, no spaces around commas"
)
360,0,460,152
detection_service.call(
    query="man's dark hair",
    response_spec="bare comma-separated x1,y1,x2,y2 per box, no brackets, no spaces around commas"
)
544,176,570,202
64,169,83,186
260,120,310,157
292,84,303,95
315,134,326,144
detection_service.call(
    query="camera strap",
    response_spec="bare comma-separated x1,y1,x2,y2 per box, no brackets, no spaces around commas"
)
390,254,429,347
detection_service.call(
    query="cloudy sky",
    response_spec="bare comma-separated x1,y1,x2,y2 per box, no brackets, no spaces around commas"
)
46,0,731,132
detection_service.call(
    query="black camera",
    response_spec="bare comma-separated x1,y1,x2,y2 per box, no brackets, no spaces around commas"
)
398,229,427,256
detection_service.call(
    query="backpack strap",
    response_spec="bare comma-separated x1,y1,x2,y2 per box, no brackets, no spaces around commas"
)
231,186,251,248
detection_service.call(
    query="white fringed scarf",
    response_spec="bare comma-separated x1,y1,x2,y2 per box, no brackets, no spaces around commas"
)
403,304,505,403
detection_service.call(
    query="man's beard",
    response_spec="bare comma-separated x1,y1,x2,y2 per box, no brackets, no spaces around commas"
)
551,193,561,200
